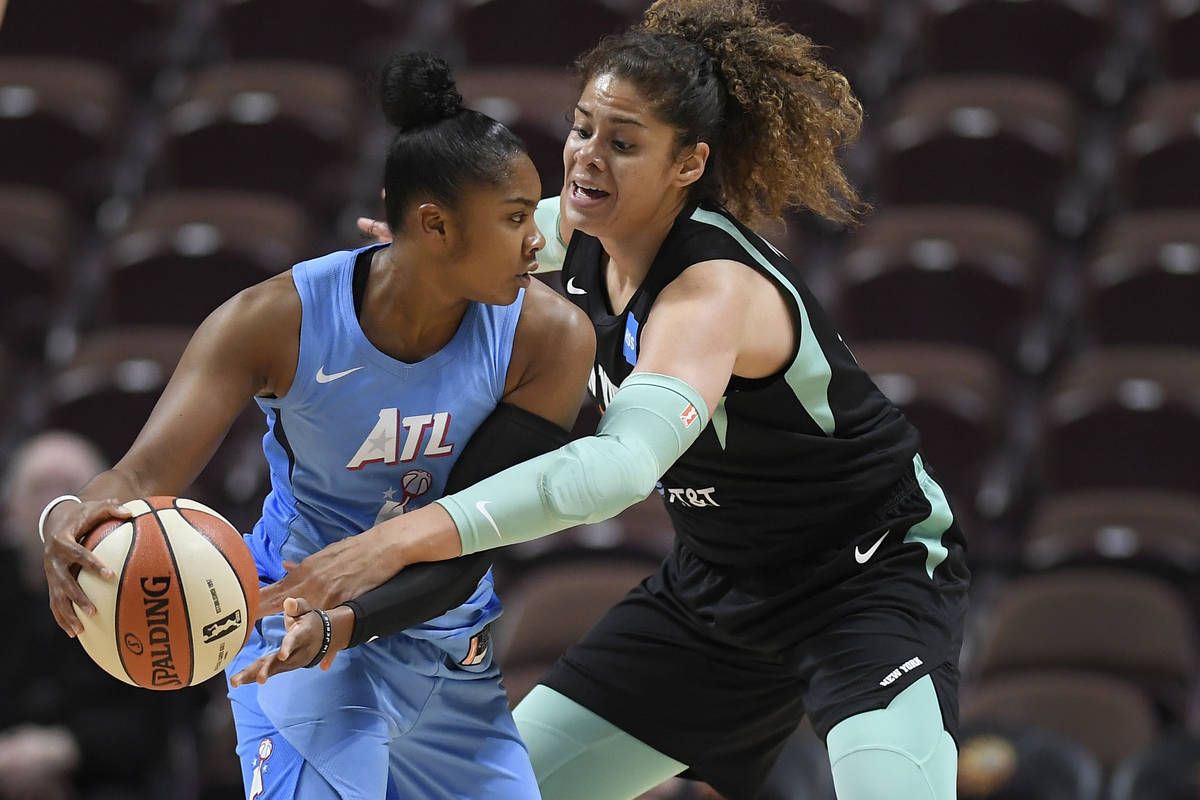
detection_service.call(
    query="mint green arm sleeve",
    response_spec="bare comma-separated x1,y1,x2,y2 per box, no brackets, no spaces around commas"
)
435,373,709,555
533,196,567,273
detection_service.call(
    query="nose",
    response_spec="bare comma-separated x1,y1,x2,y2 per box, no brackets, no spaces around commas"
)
569,136,602,171
527,224,545,254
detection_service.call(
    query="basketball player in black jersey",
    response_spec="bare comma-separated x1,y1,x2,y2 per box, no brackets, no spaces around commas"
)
241,2,970,798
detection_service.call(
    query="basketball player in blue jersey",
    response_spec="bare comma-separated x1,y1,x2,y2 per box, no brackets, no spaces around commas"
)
237,3,971,799
40,52,595,799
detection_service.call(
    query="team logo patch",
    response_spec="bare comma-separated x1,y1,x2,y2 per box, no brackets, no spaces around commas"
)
680,404,699,427
460,626,491,667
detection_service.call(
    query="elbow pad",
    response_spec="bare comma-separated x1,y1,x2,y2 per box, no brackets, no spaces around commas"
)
439,372,708,555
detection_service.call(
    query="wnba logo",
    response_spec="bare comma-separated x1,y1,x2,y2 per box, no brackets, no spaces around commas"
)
374,469,434,524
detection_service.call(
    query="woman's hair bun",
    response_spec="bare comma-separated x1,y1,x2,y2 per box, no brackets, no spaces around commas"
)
379,51,464,132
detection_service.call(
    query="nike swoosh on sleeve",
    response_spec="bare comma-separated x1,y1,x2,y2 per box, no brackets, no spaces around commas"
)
565,277,587,295
475,500,501,539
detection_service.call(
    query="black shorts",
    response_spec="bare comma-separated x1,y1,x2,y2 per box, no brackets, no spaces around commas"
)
539,467,971,799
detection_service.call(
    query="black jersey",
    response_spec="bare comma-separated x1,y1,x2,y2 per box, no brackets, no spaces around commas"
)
562,200,922,567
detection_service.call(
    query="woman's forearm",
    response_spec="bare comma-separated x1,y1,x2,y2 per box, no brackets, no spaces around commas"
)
374,502,464,568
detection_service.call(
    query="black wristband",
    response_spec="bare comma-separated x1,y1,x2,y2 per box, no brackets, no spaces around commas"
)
304,608,332,668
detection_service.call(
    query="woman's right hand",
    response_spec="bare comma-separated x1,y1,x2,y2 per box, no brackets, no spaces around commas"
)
42,499,130,637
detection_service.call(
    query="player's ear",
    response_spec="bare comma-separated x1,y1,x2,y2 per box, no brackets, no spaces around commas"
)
674,141,709,189
415,202,447,240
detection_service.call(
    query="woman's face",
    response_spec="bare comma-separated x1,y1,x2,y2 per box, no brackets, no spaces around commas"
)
562,73,700,240
445,153,544,305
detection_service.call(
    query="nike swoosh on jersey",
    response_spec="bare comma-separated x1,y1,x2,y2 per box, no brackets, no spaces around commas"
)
565,276,587,295
476,500,501,538
315,365,364,384
854,530,890,564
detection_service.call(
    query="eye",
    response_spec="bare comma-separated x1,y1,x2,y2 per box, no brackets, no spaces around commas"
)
571,125,592,139
612,139,633,152
510,212,527,224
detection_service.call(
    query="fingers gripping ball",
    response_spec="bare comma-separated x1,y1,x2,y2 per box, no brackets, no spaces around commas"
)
74,497,260,690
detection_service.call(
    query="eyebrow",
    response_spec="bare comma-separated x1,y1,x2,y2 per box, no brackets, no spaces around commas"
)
503,197,538,208
575,105,647,129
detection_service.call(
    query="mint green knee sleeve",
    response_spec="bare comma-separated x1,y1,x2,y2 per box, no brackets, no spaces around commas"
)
826,675,958,800
513,685,686,800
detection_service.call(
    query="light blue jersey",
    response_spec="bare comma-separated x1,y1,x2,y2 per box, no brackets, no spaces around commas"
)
227,245,539,799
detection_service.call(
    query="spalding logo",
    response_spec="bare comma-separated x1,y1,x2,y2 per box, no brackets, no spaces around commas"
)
141,576,182,688
124,632,144,655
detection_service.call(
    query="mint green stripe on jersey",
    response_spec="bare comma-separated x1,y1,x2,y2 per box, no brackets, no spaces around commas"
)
711,396,729,450
903,454,953,579
689,208,835,435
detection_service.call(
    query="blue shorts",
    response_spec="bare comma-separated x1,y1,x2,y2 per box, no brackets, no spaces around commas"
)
225,615,539,799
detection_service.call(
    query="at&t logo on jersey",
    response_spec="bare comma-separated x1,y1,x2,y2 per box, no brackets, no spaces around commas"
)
660,484,720,508
346,409,455,470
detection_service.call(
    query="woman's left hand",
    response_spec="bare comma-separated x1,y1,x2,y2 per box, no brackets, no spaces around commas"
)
257,531,397,618
229,598,353,686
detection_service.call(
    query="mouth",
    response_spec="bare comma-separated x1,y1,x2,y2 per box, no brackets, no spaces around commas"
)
570,180,610,202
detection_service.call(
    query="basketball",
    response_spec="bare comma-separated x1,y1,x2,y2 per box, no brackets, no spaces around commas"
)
74,496,260,690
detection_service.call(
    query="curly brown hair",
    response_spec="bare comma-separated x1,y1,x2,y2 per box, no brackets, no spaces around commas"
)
575,0,866,229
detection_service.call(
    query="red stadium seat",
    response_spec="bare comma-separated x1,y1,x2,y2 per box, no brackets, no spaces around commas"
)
917,0,1118,87
851,343,1010,513
962,670,1159,769
214,0,412,68
0,58,125,212
159,62,361,223
1040,347,1200,494
1120,82,1200,209
455,67,580,199
973,569,1198,724
1084,210,1200,348
102,190,312,328
492,550,661,706
0,184,74,355
455,0,637,68
836,207,1044,369
1158,2,1200,78
763,0,882,76
44,326,270,530
0,0,174,82
878,77,1079,224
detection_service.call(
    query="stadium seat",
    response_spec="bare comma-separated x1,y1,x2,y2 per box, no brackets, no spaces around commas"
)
762,0,881,75
917,0,1117,87
1120,81,1200,209
956,719,1103,800
1159,2,1200,78
962,670,1158,770
1040,347,1200,494
836,206,1043,368
1109,731,1200,800
102,190,311,327
492,549,661,706
0,58,124,212
43,326,269,523
1084,210,1200,348
455,67,580,199
0,0,173,82
159,62,360,223
850,343,1009,510
0,184,73,355
214,0,411,67
878,77,1079,224
973,569,1198,723
455,0,638,68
